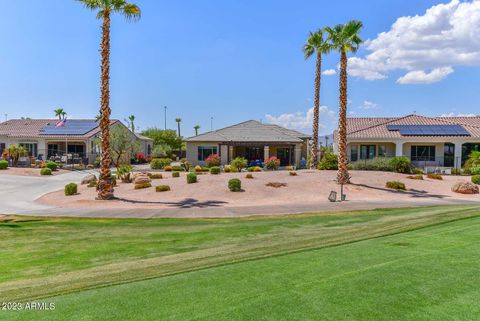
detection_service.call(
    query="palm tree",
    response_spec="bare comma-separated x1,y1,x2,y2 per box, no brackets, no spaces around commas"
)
194,125,200,136
325,20,363,184
303,30,330,169
78,0,141,200
175,118,182,137
127,115,135,132
54,108,66,120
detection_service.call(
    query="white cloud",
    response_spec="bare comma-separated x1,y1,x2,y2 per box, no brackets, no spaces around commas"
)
397,67,454,84
265,106,336,134
322,69,337,76
440,112,476,117
349,0,480,84
359,100,378,109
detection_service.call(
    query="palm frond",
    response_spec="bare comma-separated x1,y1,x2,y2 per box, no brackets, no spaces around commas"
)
77,0,103,10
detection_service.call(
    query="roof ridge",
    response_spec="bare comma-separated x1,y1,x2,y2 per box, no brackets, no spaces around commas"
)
348,114,416,135
185,120,261,141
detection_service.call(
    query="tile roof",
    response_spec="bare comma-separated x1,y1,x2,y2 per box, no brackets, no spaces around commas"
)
185,120,309,143
0,119,119,139
348,114,480,139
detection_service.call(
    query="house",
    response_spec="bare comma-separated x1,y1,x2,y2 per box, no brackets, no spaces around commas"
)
184,120,310,167
0,118,153,164
333,114,480,169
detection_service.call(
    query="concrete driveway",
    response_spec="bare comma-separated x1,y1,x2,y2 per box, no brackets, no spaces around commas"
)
0,170,92,214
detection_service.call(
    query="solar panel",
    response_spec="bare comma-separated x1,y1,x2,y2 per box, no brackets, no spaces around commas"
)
386,124,470,136
40,120,98,135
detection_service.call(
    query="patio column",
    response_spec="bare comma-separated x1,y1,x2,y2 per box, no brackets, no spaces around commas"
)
228,145,234,162
395,141,404,157
454,142,463,169
294,145,301,166
264,145,269,160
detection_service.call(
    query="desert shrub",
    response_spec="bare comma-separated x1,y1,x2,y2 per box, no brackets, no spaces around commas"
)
194,165,203,173
134,182,152,189
385,181,406,191
265,156,280,170
254,166,262,172
289,171,298,176
471,175,480,185
247,166,255,172
152,144,173,158
45,161,58,171
451,168,462,175
318,152,338,170
150,158,172,170
164,165,173,171
87,180,97,188
266,182,287,188
427,173,443,180
468,165,480,175
210,166,220,174
0,160,8,169
148,173,163,179
230,157,247,172
406,174,423,180
117,164,133,183
389,156,412,173
224,165,232,173
187,172,197,184
64,183,77,196
156,185,171,192
351,157,393,171
40,168,52,175
412,167,424,175
171,165,184,171
464,151,480,171
286,165,295,171
228,178,242,192
205,154,221,167
172,171,180,178
246,173,254,179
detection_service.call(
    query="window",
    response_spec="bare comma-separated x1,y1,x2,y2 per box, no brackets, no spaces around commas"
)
378,145,386,157
0,143,5,156
19,143,38,157
350,145,358,162
198,146,217,161
360,145,376,160
411,145,435,161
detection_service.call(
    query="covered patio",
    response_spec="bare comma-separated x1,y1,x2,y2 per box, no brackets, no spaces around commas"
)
220,143,299,166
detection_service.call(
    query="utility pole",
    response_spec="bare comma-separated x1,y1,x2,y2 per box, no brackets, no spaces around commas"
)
210,117,213,131
164,106,167,130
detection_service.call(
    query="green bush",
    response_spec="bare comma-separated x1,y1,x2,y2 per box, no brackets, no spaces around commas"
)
247,166,255,172
156,185,171,192
228,178,242,192
468,165,480,175
117,164,133,182
351,157,393,171
388,156,411,173
245,173,254,179
147,173,163,179
385,181,406,191
0,160,8,169
318,152,338,170
471,175,480,185
40,168,52,175
464,151,480,172
171,165,184,171
87,180,97,188
230,157,247,172
172,171,180,178
134,182,152,189
150,158,172,170
406,174,423,180
64,183,78,196
451,168,462,175
187,172,197,184
45,161,58,171
412,167,424,175
210,166,220,174
427,173,443,180
224,165,232,173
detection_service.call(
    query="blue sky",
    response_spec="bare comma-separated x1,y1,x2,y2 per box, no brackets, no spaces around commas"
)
0,0,478,136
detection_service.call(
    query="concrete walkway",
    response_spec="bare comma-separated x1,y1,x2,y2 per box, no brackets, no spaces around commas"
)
1,171,479,218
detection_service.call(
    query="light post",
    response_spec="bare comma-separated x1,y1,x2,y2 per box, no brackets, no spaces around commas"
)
210,117,213,131
164,106,167,130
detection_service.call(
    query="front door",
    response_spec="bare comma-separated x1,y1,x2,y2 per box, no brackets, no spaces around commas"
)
276,147,290,166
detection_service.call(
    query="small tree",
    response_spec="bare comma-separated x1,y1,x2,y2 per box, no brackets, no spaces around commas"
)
96,125,140,168
141,128,183,152
231,157,247,172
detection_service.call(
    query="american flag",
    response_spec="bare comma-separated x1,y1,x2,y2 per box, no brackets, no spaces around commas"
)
56,118,67,127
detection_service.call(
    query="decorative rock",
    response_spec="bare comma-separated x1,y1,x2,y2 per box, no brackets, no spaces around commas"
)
134,174,151,185
81,174,97,185
451,181,479,194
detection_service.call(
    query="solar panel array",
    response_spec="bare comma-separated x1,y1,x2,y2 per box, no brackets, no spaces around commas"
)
40,120,98,135
386,124,470,136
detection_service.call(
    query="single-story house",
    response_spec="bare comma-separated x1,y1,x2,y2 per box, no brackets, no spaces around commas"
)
333,114,480,169
0,118,152,164
185,120,310,167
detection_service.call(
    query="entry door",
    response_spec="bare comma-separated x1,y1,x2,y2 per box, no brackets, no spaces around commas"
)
276,148,290,166
444,143,454,167
360,145,376,159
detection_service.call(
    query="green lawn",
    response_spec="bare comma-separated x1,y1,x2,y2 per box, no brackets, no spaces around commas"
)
1,205,480,320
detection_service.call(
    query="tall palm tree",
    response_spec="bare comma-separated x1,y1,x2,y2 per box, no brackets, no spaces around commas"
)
127,115,135,132
175,118,182,137
194,125,200,136
303,30,330,169
325,20,363,184
54,108,66,120
78,0,141,200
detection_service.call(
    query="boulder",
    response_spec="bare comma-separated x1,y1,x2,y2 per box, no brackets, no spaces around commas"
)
134,174,151,185
81,174,97,185
451,181,479,194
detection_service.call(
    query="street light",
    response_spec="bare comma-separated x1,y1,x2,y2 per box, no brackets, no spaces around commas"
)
164,106,167,130
210,117,213,131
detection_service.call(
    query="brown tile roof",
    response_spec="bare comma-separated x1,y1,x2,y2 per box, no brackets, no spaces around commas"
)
0,119,119,139
348,114,480,139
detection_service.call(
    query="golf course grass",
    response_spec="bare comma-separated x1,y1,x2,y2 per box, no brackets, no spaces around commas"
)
1,205,479,320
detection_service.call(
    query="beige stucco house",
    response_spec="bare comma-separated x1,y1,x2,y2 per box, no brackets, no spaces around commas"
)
185,120,310,167
333,114,480,169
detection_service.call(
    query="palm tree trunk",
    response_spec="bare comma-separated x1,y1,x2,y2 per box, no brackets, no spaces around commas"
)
96,12,114,200
336,51,350,184
310,52,322,169
177,123,181,137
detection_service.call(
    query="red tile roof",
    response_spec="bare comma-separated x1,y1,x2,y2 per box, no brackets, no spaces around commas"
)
348,114,480,138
